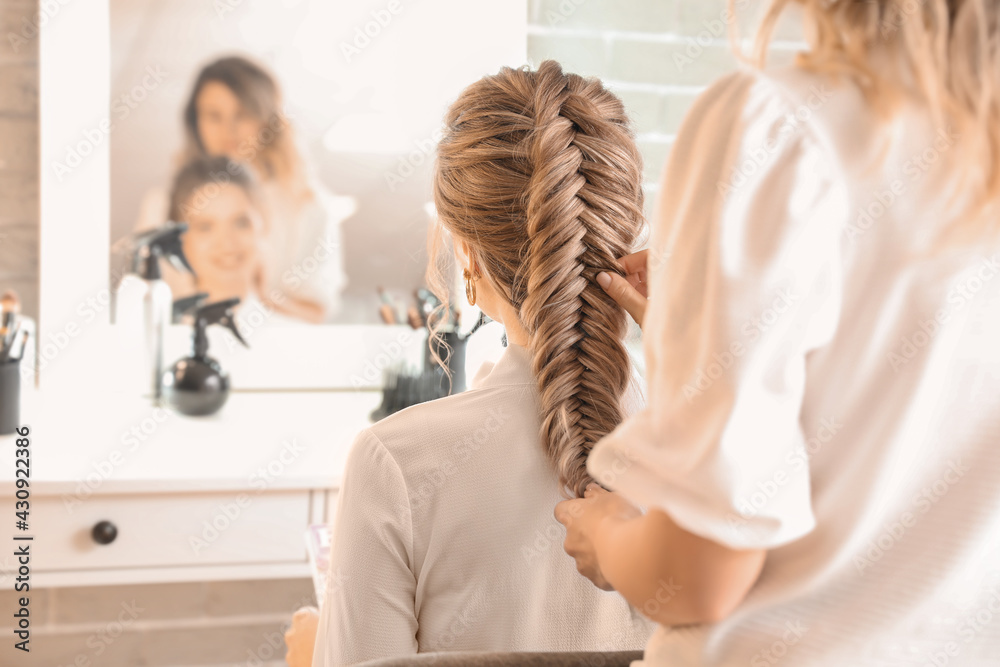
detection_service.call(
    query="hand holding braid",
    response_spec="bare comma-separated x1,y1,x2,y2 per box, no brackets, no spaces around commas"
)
432,60,645,498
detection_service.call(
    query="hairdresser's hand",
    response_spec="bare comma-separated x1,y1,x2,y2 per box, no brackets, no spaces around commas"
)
252,255,327,323
555,484,641,591
596,249,649,328
284,606,319,667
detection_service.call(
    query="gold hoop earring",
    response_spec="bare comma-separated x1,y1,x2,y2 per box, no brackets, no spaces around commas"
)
463,268,478,306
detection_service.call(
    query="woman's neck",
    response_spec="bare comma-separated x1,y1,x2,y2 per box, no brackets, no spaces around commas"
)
495,301,530,348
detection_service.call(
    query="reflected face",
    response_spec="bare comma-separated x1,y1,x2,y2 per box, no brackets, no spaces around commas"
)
195,81,263,160
181,184,263,301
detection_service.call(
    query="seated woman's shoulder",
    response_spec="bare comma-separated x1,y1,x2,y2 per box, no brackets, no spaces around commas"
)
365,383,529,459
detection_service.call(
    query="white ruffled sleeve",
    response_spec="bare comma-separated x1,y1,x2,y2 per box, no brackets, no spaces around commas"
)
588,69,847,550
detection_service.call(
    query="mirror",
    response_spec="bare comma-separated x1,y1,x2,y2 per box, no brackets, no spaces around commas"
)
108,0,527,329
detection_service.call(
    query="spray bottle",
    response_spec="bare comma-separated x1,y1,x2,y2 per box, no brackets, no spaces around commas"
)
115,222,193,400
162,298,248,416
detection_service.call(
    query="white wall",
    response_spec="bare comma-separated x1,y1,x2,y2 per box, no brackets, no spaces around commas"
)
527,0,804,224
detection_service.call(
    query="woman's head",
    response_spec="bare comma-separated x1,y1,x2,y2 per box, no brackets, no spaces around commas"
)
430,60,645,498
182,56,305,189
169,156,265,302
750,0,1000,232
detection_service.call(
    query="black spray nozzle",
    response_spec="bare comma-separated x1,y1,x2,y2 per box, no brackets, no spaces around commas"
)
191,298,248,358
132,221,194,280
172,292,210,324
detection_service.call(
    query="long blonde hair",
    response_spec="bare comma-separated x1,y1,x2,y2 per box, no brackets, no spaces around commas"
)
746,0,999,235
429,61,645,498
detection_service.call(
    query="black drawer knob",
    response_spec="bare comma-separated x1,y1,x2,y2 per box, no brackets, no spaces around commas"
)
92,520,118,545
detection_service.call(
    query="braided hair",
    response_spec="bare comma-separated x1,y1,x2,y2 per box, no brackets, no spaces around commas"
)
431,60,645,498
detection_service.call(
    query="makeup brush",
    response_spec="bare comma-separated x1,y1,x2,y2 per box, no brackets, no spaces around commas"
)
376,286,398,325
0,290,21,352
2,330,28,363
0,322,21,363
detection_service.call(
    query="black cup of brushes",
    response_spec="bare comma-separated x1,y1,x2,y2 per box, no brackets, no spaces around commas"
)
0,293,28,435
0,358,20,435
370,313,488,422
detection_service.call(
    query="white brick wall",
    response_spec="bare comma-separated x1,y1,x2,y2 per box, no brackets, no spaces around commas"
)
527,0,805,220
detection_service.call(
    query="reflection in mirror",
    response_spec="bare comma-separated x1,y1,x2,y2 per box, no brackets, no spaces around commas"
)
108,0,526,326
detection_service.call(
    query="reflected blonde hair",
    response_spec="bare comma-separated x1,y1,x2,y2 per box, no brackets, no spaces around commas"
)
182,56,313,204
745,0,999,235
429,61,645,498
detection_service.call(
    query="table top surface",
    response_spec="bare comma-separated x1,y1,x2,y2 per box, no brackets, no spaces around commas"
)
0,387,382,495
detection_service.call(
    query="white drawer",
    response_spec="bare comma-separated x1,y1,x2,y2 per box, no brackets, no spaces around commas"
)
21,490,311,572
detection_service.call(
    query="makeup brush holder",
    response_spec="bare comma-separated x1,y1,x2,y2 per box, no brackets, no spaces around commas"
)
0,358,21,435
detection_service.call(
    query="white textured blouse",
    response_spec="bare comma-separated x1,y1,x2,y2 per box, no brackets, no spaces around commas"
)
588,65,1000,665
312,341,655,666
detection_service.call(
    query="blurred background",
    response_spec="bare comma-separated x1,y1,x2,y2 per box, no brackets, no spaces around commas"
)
0,1,803,665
